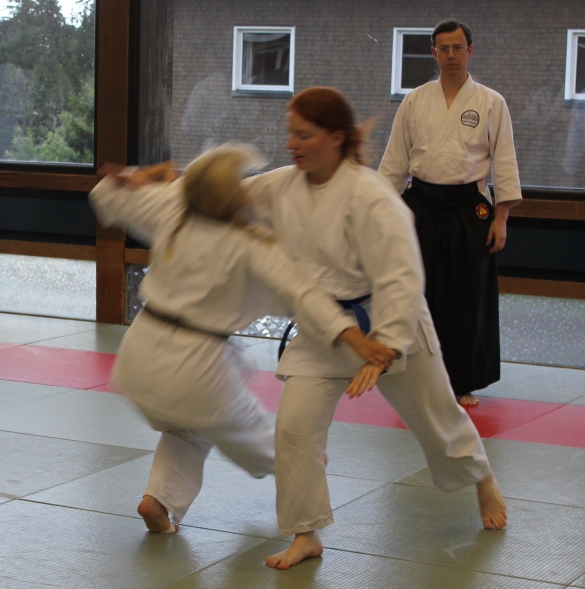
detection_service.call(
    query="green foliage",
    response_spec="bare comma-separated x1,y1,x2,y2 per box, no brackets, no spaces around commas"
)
0,0,95,163
5,77,94,163
8,124,77,162
58,78,94,162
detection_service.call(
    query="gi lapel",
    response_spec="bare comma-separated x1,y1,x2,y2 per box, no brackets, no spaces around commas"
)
417,76,476,180
299,161,353,263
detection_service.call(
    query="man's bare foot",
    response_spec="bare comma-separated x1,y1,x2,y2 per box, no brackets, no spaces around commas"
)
137,495,178,533
476,471,507,530
265,531,323,570
458,394,479,406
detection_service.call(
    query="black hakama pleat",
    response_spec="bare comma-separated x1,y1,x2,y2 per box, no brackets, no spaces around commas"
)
403,177,500,397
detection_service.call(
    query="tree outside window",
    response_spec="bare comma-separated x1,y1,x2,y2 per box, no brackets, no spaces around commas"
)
0,0,95,164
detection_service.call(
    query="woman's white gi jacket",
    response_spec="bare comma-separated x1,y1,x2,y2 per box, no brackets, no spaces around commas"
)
246,160,440,379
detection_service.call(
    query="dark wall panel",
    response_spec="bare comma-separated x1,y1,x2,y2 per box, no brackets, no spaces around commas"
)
0,191,95,241
498,219,585,277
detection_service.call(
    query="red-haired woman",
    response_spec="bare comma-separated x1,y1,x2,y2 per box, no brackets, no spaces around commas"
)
246,87,507,570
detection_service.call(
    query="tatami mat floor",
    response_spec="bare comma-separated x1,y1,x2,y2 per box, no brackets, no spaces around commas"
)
0,310,584,589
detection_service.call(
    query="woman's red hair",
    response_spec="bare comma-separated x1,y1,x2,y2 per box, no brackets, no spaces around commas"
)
288,87,368,165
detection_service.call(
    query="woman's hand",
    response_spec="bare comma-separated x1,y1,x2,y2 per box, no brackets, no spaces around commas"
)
97,162,127,182
346,363,385,398
128,161,179,186
97,161,179,187
337,327,396,369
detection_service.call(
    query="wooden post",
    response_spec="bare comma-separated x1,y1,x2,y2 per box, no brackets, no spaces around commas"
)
95,0,132,324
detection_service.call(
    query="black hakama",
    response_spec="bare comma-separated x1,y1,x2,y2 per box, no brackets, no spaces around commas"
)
402,177,500,397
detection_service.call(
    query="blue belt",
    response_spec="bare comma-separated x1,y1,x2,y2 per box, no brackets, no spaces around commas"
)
277,294,372,360
337,294,371,334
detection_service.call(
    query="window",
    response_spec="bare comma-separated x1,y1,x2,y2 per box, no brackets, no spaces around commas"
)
0,0,96,165
232,26,294,94
565,30,585,100
391,27,436,96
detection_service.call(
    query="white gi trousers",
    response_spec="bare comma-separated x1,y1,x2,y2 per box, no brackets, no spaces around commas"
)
141,409,274,523
275,343,490,535
112,312,275,524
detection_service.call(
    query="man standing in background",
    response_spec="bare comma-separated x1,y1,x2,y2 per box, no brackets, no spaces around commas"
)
379,19,522,405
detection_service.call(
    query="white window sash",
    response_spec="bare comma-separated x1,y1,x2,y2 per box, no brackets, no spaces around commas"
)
565,29,585,101
233,26,295,93
391,27,433,95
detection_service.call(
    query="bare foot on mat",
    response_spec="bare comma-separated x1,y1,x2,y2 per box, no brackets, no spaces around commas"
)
266,531,323,570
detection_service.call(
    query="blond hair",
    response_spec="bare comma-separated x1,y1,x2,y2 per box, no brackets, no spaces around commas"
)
165,144,267,258
182,144,262,220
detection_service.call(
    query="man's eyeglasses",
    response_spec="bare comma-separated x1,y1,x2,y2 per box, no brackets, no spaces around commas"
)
433,44,468,55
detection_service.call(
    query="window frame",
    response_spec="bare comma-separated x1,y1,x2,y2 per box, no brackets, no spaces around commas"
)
232,25,295,94
565,29,585,101
391,27,434,96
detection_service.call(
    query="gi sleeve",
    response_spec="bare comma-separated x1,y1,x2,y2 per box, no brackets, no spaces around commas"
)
488,97,522,207
240,173,277,228
89,176,185,246
246,239,355,348
349,184,424,357
378,98,413,194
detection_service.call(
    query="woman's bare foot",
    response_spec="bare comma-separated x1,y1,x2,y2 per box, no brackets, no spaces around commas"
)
137,495,178,533
458,393,479,406
265,531,323,570
476,471,507,530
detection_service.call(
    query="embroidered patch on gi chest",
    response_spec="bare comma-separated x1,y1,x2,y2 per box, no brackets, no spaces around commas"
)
476,203,489,219
461,110,480,127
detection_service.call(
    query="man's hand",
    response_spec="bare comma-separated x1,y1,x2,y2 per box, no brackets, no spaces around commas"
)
346,363,385,398
487,201,513,253
487,217,507,253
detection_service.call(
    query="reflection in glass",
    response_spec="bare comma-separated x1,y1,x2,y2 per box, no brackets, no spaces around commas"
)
236,315,296,339
242,33,290,86
0,0,95,164
0,253,95,319
401,34,436,90
126,263,148,323
577,37,585,94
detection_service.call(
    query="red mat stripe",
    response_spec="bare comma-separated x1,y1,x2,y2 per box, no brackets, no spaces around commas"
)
0,342,20,352
1,343,583,448
493,405,585,449
0,344,114,389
